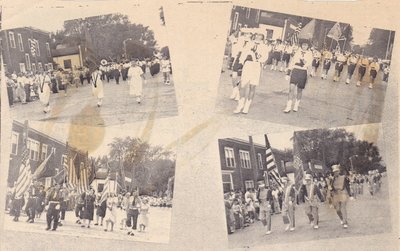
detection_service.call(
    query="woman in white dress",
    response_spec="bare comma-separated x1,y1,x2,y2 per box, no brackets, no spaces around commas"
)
38,71,52,113
138,198,150,232
128,60,145,104
91,67,104,107
104,193,117,232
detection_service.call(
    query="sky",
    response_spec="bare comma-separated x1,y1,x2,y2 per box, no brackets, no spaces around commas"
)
351,24,373,46
27,117,179,158
233,123,381,151
2,0,169,47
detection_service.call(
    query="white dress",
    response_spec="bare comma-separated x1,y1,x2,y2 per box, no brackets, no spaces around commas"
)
105,197,117,223
91,71,104,99
38,75,51,105
138,204,149,227
128,66,144,96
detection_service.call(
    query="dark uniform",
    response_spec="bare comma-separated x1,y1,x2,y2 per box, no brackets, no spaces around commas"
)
25,184,40,223
45,186,63,230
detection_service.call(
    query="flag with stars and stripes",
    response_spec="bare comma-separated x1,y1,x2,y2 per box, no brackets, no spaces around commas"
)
288,22,302,46
264,135,283,188
15,147,32,198
99,175,110,204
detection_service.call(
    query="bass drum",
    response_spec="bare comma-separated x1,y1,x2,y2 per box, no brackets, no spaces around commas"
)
150,63,160,76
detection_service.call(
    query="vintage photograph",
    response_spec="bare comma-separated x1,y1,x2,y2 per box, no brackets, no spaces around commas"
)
3,119,176,243
216,6,395,128
2,5,177,126
219,123,391,248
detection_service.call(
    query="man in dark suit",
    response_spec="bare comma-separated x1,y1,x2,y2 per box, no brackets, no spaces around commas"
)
45,183,64,231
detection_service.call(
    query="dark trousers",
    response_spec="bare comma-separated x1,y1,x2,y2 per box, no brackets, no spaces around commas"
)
47,203,60,230
7,86,14,106
75,204,84,219
115,76,120,84
12,198,23,218
24,84,31,102
60,201,67,220
126,209,139,229
26,197,38,220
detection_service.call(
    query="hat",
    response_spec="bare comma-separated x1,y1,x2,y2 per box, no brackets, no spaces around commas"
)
258,183,265,188
305,174,313,180
331,164,341,173
281,176,288,182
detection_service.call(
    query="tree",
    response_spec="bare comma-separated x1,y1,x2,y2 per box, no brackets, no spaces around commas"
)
52,13,158,62
364,28,395,59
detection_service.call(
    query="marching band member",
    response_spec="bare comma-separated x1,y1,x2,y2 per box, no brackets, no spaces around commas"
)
311,50,321,77
229,30,251,101
382,63,390,83
281,41,293,72
329,164,351,229
233,31,262,114
128,60,145,104
257,183,274,235
271,39,284,71
283,40,313,113
104,193,118,232
368,57,380,89
161,56,171,85
25,181,40,223
333,52,347,82
281,176,296,231
37,71,52,114
81,187,96,228
45,183,64,231
299,174,325,229
356,55,370,86
91,67,104,107
321,49,333,80
346,53,359,84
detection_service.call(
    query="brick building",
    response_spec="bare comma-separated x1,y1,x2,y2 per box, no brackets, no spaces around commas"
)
1,27,53,74
8,120,87,188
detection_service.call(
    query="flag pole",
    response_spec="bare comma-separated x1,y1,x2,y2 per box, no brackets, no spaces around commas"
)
264,134,270,187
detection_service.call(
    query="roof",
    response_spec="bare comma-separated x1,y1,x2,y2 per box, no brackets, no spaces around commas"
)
52,46,80,57
2,26,50,36
221,138,267,149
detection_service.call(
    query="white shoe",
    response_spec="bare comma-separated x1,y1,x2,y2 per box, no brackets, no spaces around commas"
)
356,81,361,87
345,78,350,84
229,87,239,99
314,225,319,229
369,83,373,89
242,99,252,114
293,99,300,112
136,97,141,104
285,225,290,231
280,67,283,72
340,220,344,225
310,221,314,227
270,65,274,71
289,227,295,232
285,75,290,81
233,98,245,114
265,230,272,235
283,100,292,113
234,91,240,101
343,224,348,229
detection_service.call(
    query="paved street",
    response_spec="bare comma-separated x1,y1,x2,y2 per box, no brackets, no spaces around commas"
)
216,58,389,128
228,177,391,248
3,207,172,244
9,73,178,126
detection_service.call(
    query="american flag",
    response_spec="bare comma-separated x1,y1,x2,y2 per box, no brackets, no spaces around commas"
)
264,135,283,188
67,153,78,190
293,132,305,188
99,176,110,204
289,22,302,46
15,148,32,198
78,163,89,194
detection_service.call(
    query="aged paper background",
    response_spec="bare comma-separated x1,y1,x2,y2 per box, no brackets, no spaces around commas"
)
0,0,398,250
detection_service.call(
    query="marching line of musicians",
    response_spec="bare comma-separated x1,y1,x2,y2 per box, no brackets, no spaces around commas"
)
5,183,172,235
226,28,390,115
225,165,384,235
5,56,172,113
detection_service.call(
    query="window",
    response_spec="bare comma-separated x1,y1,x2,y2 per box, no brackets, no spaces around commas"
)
233,12,239,31
31,63,36,73
224,147,235,168
257,153,263,169
25,53,31,71
222,173,234,193
11,132,19,155
61,154,67,167
239,150,251,169
27,138,40,161
245,180,255,190
41,144,48,160
246,8,251,19
64,59,72,69
255,10,260,23
19,63,26,73
17,34,24,51
46,42,51,56
34,39,40,56
8,32,16,48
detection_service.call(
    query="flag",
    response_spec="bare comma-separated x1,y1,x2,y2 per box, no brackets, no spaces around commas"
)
298,19,316,40
99,176,110,204
15,148,32,198
264,135,283,188
78,163,88,193
327,22,342,41
288,22,302,46
32,151,54,179
293,132,305,188
68,153,78,189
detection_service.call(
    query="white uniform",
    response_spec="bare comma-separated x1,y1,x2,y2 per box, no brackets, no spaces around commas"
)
128,66,144,96
91,71,104,99
37,74,52,105
240,50,261,87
